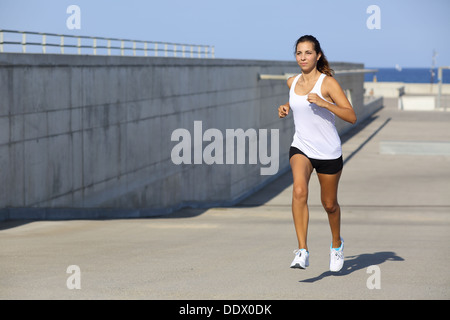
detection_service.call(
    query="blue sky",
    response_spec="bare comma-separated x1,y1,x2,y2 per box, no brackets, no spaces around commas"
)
1,0,449,68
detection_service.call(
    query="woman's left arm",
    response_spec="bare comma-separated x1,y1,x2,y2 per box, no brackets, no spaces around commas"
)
307,77,357,124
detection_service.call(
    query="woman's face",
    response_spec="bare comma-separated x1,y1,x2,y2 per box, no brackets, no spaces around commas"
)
295,41,321,72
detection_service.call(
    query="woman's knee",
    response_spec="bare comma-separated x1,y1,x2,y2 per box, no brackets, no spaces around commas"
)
293,184,308,202
322,200,339,214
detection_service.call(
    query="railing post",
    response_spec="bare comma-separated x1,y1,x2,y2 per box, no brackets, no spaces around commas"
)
121,40,124,56
436,67,450,111
60,35,64,54
437,67,442,110
107,39,111,56
144,42,148,57
133,41,136,56
42,34,46,54
93,38,97,55
22,32,26,53
77,37,81,55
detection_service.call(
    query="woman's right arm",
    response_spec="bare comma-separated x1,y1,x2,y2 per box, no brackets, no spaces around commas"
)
278,76,295,118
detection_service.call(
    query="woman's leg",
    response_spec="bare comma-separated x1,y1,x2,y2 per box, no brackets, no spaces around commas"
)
317,170,342,249
290,154,314,251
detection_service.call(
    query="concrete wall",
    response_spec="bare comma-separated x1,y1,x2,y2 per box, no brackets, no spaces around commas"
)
0,53,373,220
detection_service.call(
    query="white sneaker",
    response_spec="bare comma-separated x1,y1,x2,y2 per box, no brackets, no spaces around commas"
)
290,249,309,269
329,237,344,272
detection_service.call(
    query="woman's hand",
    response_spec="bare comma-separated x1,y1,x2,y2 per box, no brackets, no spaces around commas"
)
278,103,290,118
307,93,327,108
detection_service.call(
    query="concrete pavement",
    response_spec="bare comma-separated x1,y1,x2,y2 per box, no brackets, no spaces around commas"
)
1,99,449,300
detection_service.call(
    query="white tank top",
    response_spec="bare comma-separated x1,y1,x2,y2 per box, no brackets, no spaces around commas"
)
289,73,342,160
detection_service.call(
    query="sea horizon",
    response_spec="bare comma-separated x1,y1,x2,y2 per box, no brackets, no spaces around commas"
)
364,67,450,84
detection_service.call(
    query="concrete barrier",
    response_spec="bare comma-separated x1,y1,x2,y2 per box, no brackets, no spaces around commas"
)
401,96,435,111
0,53,377,220
365,81,450,111
365,81,450,98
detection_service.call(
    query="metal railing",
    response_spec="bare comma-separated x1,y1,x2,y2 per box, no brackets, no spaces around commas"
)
0,29,215,58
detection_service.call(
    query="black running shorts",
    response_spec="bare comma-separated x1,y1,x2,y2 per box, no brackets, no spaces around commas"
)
289,146,343,175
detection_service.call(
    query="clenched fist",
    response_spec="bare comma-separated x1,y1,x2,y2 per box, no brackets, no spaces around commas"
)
307,93,327,108
278,103,290,118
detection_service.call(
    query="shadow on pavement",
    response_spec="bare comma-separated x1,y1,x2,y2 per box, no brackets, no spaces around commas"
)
299,251,404,283
0,220,34,231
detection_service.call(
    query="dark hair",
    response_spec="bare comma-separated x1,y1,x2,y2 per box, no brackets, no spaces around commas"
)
294,35,334,77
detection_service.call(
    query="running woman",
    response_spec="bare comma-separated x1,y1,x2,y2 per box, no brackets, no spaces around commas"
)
278,35,356,272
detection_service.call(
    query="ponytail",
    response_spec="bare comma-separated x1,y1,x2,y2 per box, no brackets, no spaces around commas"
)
317,55,334,77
